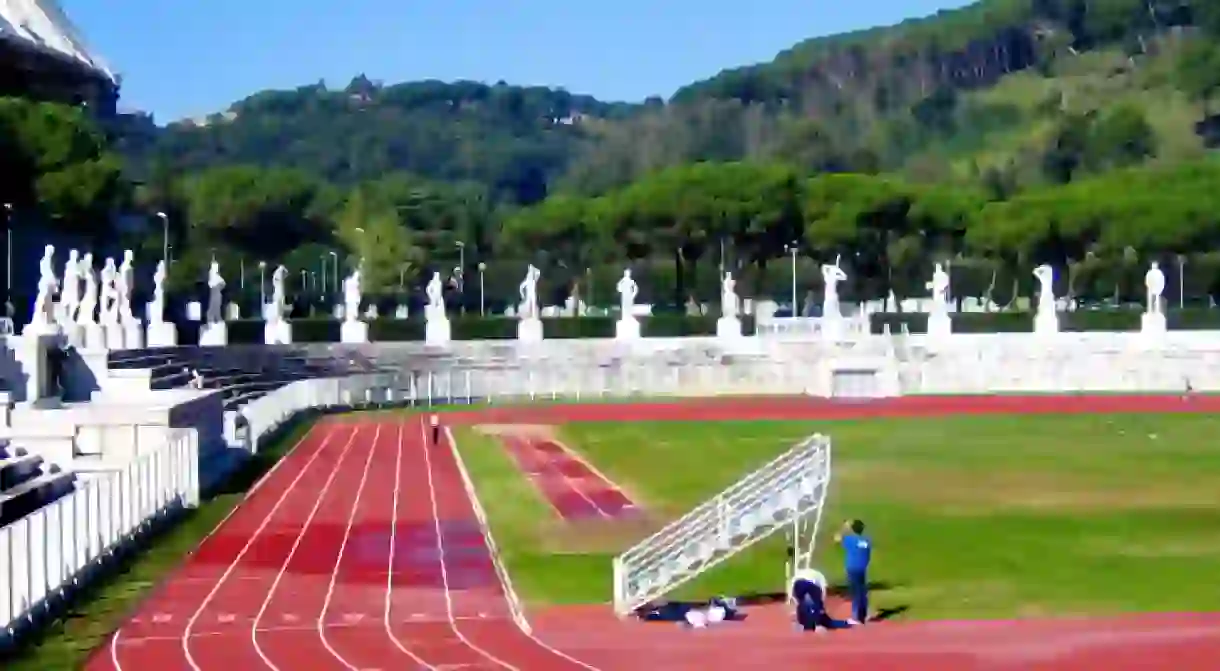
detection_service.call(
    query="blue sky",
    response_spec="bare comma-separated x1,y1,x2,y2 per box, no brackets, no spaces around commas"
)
68,0,973,122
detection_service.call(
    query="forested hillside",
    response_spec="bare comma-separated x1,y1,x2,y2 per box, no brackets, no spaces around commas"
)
9,0,1220,312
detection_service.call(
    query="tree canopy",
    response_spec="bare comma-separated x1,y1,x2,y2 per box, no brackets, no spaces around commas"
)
10,1,1220,311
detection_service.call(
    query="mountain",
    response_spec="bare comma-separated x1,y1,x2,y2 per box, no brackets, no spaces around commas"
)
127,2,1220,202
124,76,645,205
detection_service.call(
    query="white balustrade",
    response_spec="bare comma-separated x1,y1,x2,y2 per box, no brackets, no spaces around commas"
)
1,429,199,639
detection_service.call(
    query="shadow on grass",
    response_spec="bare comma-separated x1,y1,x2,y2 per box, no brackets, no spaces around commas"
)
0,414,319,670
873,605,911,621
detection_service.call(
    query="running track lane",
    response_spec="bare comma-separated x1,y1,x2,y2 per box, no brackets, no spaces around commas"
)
184,422,366,669
422,420,600,669
87,421,355,670
499,435,636,520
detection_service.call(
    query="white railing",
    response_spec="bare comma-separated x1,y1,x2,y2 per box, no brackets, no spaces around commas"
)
235,373,399,451
1,428,200,641
389,359,817,404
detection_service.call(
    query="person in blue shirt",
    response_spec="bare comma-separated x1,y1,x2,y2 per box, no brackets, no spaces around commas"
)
834,519,872,624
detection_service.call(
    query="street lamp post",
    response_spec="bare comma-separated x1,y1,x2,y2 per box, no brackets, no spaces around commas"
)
258,261,266,313
455,241,465,315
4,203,12,296
156,211,169,262
785,242,798,317
478,262,486,316
320,255,327,301
329,251,339,294
1177,255,1186,309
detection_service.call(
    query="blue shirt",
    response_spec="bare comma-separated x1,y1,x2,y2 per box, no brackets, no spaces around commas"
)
841,534,872,573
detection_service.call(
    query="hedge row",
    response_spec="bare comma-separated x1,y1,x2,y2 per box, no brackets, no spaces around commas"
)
174,314,757,344
872,308,1220,333
167,309,1220,344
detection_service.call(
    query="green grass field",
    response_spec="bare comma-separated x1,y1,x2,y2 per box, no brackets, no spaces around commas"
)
455,412,1220,620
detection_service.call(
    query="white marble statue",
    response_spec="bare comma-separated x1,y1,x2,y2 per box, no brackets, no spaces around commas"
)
30,245,58,328
60,249,81,324
206,261,225,324
518,264,540,319
821,260,848,320
616,269,638,317
426,271,445,318
721,272,738,319
78,253,98,324
269,264,288,321
1033,264,1055,315
343,267,362,322
1145,261,1165,315
117,249,135,324
928,262,950,315
99,257,119,324
151,260,167,323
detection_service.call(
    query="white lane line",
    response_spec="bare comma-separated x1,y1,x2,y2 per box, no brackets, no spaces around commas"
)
181,423,345,671
384,418,439,668
249,424,364,669
317,422,381,667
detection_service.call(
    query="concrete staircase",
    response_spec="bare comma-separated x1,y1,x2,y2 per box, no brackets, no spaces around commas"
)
0,443,75,526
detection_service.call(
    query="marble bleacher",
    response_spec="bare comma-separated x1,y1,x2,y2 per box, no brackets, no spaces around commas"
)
0,442,74,527
106,346,381,409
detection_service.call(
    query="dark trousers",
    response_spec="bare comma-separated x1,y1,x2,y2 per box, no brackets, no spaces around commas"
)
793,579,848,631
847,569,869,623
431,425,440,445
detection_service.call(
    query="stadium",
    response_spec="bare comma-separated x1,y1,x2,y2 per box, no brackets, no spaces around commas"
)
2,4,1220,671
0,0,115,114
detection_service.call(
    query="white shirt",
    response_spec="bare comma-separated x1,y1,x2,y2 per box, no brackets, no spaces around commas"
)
684,609,708,628
706,605,726,624
792,568,828,593
429,414,439,427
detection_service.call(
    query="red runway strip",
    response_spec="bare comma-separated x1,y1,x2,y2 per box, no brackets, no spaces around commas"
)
499,435,636,520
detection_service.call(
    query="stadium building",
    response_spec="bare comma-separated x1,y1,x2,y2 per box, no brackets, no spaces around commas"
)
0,0,117,115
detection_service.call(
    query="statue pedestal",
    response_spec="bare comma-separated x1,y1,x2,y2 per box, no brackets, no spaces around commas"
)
13,332,57,403
1141,311,1167,336
123,320,144,349
23,319,60,337
1034,310,1059,335
147,321,178,347
103,321,125,349
518,317,543,343
425,317,450,346
82,322,105,350
62,323,85,349
821,316,843,343
200,322,228,347
615,317,640,341
716,316,742,339
341,319,368,344
927,312,952,340
265,319,293,344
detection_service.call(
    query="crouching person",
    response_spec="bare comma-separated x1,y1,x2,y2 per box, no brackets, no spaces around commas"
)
790,565,850,632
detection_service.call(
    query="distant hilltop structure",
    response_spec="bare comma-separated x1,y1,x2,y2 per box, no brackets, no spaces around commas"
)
0,0,118,114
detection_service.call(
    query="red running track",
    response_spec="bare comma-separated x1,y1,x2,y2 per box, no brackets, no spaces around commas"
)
86,395,1220,670
85,417,612,670
499,434,638,520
